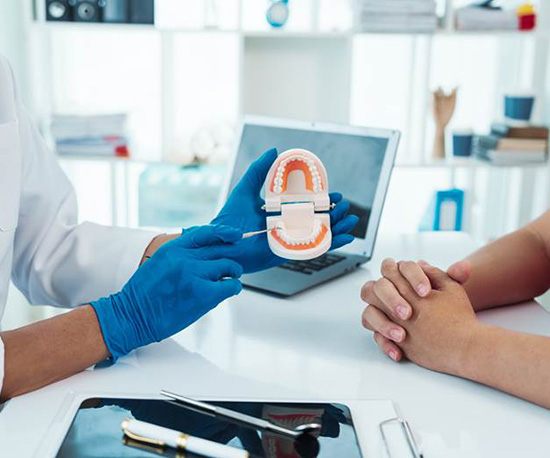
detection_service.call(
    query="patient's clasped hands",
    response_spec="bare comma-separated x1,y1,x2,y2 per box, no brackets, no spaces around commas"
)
360,259,482,376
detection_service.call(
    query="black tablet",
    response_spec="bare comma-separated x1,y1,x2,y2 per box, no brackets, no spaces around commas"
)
56,397,363,457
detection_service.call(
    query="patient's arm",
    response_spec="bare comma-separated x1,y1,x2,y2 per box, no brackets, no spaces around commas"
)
458,210,550,311
462,325,550,408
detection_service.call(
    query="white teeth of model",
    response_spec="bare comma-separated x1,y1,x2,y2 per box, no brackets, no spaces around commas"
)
274,185,282,194
274,177,283,186
312,178,320,192
276,220,322,246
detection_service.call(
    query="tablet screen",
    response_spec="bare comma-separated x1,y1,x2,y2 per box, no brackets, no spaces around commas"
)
56,398,363,458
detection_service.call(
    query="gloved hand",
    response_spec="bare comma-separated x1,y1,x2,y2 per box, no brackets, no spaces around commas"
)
91,225,244,360
211,148,359,273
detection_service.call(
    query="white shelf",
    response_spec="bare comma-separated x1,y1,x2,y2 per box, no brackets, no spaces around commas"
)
395,158,548,169
57,154,164,165
243,30,352,39
56,154,548,171
33,21,548,40
35,21,158,33
433,29,544,37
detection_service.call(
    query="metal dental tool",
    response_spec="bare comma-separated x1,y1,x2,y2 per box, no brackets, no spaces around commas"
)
160,390,322,440
242,225,283,239
242,228,271,239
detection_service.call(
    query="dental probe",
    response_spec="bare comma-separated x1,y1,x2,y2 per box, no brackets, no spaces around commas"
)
261,203,336,211
160,390,322,439
242,225,282,239
242,229,270,239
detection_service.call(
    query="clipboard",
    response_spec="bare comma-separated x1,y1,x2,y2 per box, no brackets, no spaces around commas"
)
379,418,423,458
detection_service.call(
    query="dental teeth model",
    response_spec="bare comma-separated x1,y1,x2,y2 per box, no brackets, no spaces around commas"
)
264,149,331,260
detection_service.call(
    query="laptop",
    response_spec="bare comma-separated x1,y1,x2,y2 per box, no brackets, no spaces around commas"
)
222,116,400,296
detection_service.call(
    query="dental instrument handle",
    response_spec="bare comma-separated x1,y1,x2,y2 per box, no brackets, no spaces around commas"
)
160,390,305,438
209,405,300,438
242,226,282,239
242,229,270,239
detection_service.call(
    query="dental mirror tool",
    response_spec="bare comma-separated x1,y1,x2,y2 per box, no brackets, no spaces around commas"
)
160,390,322,439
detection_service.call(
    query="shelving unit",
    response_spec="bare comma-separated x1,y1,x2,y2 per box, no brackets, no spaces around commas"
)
17,0,550,240
57,154,549,169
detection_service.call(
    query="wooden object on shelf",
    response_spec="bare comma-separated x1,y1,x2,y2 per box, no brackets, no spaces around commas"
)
432,87,457,159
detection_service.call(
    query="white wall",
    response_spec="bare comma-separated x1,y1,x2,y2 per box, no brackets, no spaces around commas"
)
0,0,31,108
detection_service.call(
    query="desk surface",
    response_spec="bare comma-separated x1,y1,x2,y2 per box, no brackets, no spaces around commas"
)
2,232,550,457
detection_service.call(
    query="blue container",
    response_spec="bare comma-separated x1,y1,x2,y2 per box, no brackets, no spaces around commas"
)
452,130,474,157
504,95,535,122
419,188,465,232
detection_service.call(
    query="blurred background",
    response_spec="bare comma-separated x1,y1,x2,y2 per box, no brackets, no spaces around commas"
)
1,0,550,323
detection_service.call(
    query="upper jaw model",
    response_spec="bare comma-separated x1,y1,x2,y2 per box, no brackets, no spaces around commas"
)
264,148,332,261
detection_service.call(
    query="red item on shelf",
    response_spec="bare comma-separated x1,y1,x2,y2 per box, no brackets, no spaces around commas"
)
519,13,536,30
115,144,130,157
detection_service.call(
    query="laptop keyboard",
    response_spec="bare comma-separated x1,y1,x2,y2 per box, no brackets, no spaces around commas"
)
278,253,346,275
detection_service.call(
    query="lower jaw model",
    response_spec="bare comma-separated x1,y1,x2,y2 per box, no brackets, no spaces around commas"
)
264,149,332,261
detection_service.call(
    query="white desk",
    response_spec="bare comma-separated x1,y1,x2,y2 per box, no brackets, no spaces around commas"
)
2,233,550,457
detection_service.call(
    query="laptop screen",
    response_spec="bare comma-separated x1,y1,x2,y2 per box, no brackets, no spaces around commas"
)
229,123,389,239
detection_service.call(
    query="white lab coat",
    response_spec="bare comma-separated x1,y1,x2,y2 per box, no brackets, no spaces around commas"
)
0,56,157,393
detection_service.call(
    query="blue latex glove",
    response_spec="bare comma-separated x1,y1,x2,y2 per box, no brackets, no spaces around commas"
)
91,225,244,360
211,148,359,273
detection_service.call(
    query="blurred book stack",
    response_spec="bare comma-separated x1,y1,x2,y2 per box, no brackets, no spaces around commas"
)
474,123,548,165
51,113,130,157
354,0,437,33
455,2,536,31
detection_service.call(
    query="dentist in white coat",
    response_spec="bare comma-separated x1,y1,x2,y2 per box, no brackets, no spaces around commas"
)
0,54,224,400
0,49,256,401
0,52,357,401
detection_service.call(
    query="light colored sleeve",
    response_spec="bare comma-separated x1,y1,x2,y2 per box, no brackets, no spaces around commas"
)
10,102,158,307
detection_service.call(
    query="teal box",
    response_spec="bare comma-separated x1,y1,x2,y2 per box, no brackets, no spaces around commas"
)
419,188,464,232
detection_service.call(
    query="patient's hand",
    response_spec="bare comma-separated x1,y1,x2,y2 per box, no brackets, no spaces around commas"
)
361,261,479,375
360,258,471,361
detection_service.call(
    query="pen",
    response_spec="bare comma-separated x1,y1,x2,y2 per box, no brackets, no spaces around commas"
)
121,418,249,458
